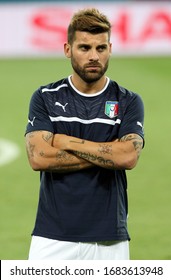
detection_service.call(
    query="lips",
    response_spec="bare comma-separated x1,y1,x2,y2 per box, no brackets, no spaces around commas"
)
85,64,101,71
86,66,100,68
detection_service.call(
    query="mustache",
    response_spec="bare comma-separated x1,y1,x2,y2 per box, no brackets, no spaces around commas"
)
85,62,101,67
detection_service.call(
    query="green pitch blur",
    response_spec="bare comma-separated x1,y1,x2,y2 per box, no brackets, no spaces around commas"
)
0,56,170,259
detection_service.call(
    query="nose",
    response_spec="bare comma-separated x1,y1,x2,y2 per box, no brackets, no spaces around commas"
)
89,49,99,61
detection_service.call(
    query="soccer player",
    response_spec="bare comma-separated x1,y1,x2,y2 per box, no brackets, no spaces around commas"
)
25,8,144,260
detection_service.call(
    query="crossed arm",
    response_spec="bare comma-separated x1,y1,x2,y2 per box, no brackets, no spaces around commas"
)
25,131,93,172
25,130,143,172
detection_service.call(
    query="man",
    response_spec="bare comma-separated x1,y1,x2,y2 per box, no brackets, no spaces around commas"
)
25,8,144,260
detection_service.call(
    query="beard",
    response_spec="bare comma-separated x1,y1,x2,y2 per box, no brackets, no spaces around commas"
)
71,55,109,83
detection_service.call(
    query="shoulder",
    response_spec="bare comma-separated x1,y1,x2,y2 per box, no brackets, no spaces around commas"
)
109,80,143,104
39,78,69,94
29,78,68,108
30,78,68,101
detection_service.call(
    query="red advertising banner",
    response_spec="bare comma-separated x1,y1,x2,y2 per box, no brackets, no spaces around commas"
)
0,1,171,57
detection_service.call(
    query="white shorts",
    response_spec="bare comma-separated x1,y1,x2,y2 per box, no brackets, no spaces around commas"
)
28,236,130,260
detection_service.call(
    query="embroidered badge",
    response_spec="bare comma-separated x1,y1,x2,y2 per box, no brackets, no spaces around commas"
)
105,101,119,118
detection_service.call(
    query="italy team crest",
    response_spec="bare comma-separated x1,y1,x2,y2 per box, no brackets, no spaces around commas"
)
105,101,119,118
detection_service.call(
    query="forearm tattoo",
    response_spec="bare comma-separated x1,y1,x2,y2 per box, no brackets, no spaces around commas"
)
73,150,115,169
26,131,86,172
26,131,53,159
70,139,115,169
98,144,112,155
71,134,143,169
42,132,53,143
120,134,143,158
70,139,85,144
48,150,85,172
26,132,36,159
40,132,53,157
26,141,35,159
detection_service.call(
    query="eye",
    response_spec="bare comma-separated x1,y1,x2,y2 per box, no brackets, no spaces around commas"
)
97,45,107,52
79,45,90,51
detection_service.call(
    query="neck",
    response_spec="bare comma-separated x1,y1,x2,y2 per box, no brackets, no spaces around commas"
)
70,74,107,94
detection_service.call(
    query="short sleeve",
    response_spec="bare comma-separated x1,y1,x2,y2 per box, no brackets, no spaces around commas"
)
25,88,54,135
118,93,145,143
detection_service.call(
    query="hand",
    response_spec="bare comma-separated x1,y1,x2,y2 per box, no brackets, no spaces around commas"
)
52,134,70,150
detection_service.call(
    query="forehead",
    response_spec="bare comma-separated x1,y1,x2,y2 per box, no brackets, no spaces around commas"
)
73,31,109,45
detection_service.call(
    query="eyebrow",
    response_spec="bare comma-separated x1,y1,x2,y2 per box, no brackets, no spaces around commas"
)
77,43,108,48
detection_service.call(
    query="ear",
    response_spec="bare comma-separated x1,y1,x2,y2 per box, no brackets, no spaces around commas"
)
64,43,71,58
109,43,112,55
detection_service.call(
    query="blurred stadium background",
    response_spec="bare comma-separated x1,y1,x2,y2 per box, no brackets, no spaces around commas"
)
0,0,171,260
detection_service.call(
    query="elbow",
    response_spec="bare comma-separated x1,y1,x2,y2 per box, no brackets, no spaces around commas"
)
29,161,42,171
125,160,137,170
116,154,138,170
31,163,42,172
28,157,47,171
124,154,138,170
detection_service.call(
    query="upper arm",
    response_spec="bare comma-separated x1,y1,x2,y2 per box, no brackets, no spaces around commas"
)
25,88,55,170
120,133,144,159
119,93,145,144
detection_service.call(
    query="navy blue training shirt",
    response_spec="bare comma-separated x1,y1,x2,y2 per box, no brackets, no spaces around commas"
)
25,76,144,242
